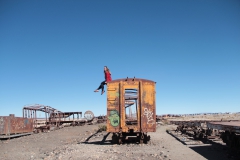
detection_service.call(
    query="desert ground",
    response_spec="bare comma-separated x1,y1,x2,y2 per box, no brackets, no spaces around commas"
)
0,113,240,160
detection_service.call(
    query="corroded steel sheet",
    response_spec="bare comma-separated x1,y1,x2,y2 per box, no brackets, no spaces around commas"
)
207,121,240,133
106,81,120,132
140,80,156,132
0,115,33,136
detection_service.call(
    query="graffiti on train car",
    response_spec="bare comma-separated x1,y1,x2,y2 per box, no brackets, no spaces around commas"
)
108,110,120,127
106,78,156,144
144,108,155,126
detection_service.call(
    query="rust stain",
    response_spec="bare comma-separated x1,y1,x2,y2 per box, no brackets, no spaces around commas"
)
0,115,34,135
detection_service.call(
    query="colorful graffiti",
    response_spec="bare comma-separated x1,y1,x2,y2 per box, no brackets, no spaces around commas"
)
108,110,120,127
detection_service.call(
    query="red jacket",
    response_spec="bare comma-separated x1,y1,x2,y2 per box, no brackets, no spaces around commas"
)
105,71,112,82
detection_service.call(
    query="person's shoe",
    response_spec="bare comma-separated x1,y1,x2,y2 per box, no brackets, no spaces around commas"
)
94,90,99,92
101,90,105,95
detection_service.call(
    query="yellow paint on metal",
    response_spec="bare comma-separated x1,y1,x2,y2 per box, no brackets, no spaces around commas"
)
143,84,155,105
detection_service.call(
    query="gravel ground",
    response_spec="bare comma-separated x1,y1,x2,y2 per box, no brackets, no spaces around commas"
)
0,122,238,160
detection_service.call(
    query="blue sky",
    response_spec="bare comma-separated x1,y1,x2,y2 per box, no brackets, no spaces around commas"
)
0,0,239,117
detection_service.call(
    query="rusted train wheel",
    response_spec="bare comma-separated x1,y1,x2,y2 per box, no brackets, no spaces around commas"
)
139,133,149,144
143,134,150,144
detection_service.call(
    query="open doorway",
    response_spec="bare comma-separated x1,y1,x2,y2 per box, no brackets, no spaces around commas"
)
124,88,138,125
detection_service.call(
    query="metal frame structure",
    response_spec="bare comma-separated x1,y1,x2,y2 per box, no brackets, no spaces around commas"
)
23,104,84,132
23,104,62,129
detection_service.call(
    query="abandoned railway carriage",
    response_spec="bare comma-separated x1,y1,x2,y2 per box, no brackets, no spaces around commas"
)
106,77,156,144
0,114,34,139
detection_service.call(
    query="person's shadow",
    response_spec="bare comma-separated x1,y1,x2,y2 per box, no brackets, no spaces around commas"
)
79,130,112,145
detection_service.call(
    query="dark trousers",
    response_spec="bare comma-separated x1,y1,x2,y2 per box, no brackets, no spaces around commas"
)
97,81,106,91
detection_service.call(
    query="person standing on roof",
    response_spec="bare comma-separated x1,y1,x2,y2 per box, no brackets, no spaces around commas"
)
94,66,112,95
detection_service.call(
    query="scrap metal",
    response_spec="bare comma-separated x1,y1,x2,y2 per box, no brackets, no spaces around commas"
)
0,114,33,138
170,119,240,150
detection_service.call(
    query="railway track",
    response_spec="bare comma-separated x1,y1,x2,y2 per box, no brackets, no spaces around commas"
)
169,120,240,151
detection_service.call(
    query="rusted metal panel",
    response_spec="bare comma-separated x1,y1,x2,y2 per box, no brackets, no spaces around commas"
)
0,114,33,136
141,81,156,132
106,81,121,132
0,116,7,134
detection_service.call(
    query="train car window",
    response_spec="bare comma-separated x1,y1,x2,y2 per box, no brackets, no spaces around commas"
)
124,89,138,125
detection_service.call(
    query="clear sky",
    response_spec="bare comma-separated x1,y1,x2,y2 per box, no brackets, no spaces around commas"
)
0,0,239,117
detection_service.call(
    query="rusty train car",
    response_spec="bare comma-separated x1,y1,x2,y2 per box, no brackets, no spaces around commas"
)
106,77,156,144
0,114,34,138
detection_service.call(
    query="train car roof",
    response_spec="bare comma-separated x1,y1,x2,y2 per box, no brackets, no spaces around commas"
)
109,78,156,83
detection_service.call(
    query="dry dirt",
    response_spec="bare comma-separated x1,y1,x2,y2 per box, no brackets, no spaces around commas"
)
0,118,239,160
